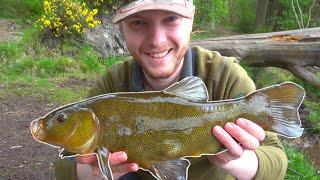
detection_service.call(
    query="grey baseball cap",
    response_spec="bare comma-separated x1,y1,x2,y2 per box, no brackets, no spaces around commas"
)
113,0,195,23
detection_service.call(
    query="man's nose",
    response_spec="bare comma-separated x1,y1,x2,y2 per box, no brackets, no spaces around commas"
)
147,24,167,47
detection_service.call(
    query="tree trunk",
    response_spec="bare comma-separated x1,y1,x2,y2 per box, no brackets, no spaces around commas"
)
191,27,320,88
266,0,276,17
254,0,268,29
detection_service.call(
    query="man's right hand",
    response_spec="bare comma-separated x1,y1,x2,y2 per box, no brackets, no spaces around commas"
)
76,151,139,180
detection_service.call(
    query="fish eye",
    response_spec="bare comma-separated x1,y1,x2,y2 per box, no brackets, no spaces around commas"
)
56,114,66,123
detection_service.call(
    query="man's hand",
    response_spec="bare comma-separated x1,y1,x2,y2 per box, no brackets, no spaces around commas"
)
208,118,265,180
76,151,139,180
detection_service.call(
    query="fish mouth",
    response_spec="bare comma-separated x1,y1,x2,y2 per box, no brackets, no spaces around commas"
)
30,119,45,142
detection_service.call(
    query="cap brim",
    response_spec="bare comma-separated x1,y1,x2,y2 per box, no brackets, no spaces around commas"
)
113,3,195,23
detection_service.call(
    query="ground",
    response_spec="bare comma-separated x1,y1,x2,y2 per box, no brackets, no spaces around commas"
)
0,19,319,179
0,96,57,179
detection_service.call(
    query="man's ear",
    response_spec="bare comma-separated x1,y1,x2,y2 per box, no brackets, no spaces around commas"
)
118,22,123,33
190,16,194,33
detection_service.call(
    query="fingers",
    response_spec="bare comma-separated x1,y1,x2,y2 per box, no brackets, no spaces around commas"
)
212,126,244,157
236,118,265,141
76,154,97,164
109,151,128,165
224,122,260,151
109,152,139,179
112,163,139,176
109,151,139,172
212,118,265,158
76,151,139,179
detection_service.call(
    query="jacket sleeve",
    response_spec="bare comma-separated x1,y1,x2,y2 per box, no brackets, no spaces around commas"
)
54,157,77,180
254,132,288,180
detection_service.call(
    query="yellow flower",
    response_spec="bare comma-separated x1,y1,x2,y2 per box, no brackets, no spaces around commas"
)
86,16,93,22
88,23,94,28
82,9,88,16
44,20,51,26
92,9,98,15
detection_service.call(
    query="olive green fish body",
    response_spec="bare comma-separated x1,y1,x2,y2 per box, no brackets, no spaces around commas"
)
30,77,305,180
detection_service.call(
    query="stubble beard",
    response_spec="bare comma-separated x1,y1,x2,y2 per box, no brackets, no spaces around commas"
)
134,44,189,80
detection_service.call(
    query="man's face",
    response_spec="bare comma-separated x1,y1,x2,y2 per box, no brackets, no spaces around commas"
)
120,10,193,79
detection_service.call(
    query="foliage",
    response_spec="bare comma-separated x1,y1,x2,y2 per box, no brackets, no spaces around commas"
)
35,0,101,38
85,0,115,15
247,67,294,89
292,72,320,98
231,0,257,33
193,0,229,26
285,146,319,179
269,0,320,31
304,99,320,133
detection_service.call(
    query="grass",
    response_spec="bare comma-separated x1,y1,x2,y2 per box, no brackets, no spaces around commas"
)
0,0,42,22
0,25,125,104
304,99,320,133
285,146,319,179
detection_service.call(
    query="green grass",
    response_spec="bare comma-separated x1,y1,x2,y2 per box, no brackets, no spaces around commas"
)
0,26,124,104
0,0,42,21
0,75,89,104
304,99,320,133
285,146,319,179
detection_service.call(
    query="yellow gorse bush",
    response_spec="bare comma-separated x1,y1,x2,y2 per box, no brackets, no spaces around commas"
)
36,0,102,38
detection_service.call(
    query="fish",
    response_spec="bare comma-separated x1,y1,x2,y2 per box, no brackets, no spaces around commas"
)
30,76,305,180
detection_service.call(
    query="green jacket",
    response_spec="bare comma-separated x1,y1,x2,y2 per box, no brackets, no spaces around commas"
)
55,46,287,180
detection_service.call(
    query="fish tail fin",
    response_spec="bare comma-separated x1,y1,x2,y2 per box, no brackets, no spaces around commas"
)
249,82,305,138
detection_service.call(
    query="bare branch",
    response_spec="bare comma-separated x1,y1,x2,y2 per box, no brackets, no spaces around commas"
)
295,0,305,28
306,0,317,28
292,0,302,28
287,66,320,88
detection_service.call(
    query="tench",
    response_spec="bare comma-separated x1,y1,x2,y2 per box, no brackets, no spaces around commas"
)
30,76,305,180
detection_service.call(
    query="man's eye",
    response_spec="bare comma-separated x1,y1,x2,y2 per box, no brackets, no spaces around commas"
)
132,20,144,25
166,16,178,22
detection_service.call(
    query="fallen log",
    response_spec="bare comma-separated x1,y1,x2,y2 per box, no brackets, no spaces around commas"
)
191,27,320,88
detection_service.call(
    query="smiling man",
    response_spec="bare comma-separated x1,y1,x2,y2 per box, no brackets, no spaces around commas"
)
55,0,288,180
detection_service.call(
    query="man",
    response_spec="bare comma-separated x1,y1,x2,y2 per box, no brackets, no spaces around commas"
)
55,0,288,179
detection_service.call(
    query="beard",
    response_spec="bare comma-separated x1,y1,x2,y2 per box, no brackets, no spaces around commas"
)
133,44,189,80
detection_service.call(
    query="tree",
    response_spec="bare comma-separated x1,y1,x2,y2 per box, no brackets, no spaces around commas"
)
254,0,269,30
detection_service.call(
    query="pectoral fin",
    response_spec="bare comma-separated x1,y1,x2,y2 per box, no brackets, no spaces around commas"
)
150,158,190,180
96,147,113,180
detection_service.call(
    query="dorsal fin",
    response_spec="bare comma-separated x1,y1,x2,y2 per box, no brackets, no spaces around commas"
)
163,76,208,102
